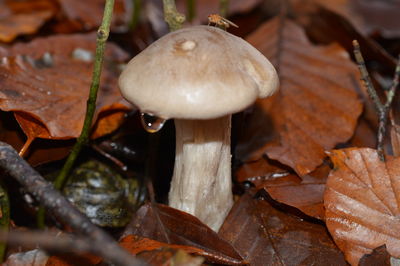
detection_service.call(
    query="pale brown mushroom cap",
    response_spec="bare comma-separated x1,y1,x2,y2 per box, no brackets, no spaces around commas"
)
119,25,279,120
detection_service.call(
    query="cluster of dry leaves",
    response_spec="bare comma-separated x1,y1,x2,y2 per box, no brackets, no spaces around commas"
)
1,0,400,265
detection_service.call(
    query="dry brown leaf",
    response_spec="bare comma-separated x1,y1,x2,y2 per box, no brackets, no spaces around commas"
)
236,158,328,220
0,0,56,42
120,235,205,265
56,0,130,32
219,192,347,265
359,245,391,266
292,2,397,75
0,33,130,143
304,0,400,38
123,203,244,265
236,17,363,176
325,148,400,265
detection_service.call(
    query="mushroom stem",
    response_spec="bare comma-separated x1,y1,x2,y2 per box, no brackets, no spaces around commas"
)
169,115,233,231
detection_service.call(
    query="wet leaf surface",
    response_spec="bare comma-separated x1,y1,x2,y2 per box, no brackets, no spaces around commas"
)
236,17,363,176
325,148,400,265
0,0,56,42
0,33,131,142
219,192,347,265
123,202,244,265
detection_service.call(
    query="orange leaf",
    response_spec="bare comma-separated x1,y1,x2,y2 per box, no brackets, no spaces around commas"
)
120,235,205,256
325,148,400,265
0,0,56,42
0,33,131,140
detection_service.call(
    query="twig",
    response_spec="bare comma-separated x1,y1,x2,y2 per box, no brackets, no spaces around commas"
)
0,182,9,263
0,142,145,266
353,40,400,160
219,0,229,17
163,0,185,31
54,0,115,190
0,230,122,263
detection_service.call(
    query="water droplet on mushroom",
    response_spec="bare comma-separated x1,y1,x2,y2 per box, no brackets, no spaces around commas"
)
140,113,166,133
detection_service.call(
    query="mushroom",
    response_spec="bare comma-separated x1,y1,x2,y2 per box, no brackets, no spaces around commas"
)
119,25,279,231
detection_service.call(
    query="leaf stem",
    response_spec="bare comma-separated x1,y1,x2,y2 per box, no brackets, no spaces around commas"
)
353,40,400,160
163,0,185,31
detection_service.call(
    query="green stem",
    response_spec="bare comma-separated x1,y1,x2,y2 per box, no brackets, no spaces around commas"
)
163,0,185,31
37,0,115,227
129,0,141,29
186,0,195,22
219,0,229,17
54,0,115,190
0,182,9,263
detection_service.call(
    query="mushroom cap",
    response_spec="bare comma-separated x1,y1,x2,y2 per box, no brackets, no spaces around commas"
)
119,25,279,120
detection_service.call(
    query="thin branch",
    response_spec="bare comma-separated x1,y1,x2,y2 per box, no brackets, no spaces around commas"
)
0,142,145,266
54,0,115,190
353,40,400,160
0,230,123,263
163,0,185,31
353,40,384,113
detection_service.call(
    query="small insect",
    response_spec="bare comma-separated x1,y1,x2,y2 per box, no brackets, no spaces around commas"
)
207,14,238,29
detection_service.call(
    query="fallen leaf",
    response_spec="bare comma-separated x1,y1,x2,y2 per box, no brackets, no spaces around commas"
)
120,235,205,265
218,192,347,265
56,0,130,32
0,33,131,143
306,0,400,38
123,203,244,265
325,148,400,265
236,158,328,220
292,3,397,75
0,0,56,42
237,17,363,176
0,111,74,166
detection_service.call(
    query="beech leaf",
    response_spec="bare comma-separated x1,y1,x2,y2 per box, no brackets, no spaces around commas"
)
57,0,130,32
219,192,347,265
237,158,329,220
325,148,400,265
237,17,363,176
123,203,244,265
0,33,130,142
0,0,55,42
